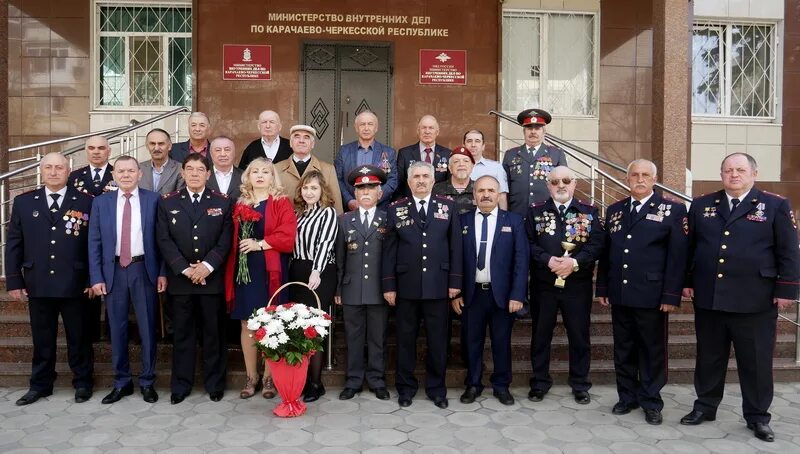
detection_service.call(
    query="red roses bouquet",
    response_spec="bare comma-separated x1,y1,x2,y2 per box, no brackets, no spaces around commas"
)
233,203,263,285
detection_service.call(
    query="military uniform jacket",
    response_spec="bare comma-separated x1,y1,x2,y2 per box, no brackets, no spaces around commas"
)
525,198,605,291
382,195,463,299
503,144,567,216
70,164,115,196
432,179,475,215
5,187,94,298
156,188,233,295
687,188,800,313
335,209,388,305
596,193,689,308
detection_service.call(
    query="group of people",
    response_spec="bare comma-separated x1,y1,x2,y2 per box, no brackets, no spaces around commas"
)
5,108,798,444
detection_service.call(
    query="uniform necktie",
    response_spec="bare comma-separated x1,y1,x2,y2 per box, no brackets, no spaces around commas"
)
631,200,641,213
478,212,489,271
192,192,200,204
424,148,432,164
120,193,132,267
362,211,370,230
731,198,740,212
528,146,536,157
49,193,60,212
418,199,427,223
93,168,101,182
558,204,566,219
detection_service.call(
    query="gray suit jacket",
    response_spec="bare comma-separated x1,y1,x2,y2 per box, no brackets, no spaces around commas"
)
335,210,388,305
140,159,184,195
207,167,243,200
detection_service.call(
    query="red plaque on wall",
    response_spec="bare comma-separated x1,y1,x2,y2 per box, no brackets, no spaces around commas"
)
419,49,467,85
223,44,271,80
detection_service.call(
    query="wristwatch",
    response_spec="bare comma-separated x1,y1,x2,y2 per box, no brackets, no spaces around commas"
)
258,240,266,250
572,258,579,272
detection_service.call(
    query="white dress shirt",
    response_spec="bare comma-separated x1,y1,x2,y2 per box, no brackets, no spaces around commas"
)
261,137,280,161
44,186,68,209
556,198,573,213
630,193,654,213
214,166,234,194
115,188,145,257
292,154,311,164
360,206,376,227
725,190,751,211
413,195,432,216
474,206,499,283
92,163,110,181
418,143,437,161
184,189,214,273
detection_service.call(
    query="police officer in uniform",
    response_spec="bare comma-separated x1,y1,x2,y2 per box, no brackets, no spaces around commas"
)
680,153,800,442
503,109,567,217
596,159,689,425
7,152,95,405
526,166,604,404
432,146,476,215
335,165,391,401
383,161,463,409
157,153,233,404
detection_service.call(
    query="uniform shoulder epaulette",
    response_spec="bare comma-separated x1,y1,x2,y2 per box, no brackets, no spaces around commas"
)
762,190,786,200
162,190,180,199
576,199,595,208
434,194,454,202
530,201,547,208
662,193,683,203
389,197,409,207
210,190,228,199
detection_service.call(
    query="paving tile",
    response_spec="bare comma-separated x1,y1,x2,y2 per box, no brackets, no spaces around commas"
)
446,411,490,427
264,429,313,447
362,428,408,446
562,443,614,454
216,429,264,447
453,426,502,445
166,428,218,447
116,430,168,447
609,441,661,454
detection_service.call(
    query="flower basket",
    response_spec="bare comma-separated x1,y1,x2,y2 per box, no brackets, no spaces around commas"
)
247,281,331,417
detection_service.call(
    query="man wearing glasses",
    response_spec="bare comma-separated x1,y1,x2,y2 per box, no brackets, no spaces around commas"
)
525,166,605,405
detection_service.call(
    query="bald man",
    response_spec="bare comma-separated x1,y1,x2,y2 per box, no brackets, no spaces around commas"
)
239,110,293,169
395,115,451,199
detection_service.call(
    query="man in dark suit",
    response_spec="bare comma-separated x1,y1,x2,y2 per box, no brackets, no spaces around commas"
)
382,161,463,409
157,153,233,404
207,136,244,200
596,159,689,425
526,166,604,404
395,115,451,199
503,109,568,217
335,111,398,211
140,128,184,195
335,165,391,401
680,153,800,442
6,152,95,406
453,175,528,406
88,156,166,404
238,110,292,169
170,112,212,163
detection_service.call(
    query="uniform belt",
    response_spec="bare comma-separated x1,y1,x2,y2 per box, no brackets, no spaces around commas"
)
476,282,491,290
115,255,144,263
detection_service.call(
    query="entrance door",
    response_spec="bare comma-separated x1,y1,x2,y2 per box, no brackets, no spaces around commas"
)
301,42,393,163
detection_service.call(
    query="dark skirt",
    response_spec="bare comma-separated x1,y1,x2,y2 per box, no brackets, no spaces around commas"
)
288,259,336,312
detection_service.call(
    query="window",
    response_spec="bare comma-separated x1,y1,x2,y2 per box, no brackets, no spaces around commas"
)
692,23,776,119
502,11,597,116
96,4,192,108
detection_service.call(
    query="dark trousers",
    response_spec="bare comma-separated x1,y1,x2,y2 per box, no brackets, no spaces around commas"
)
86,295,104,341
693,306,777,424
462,285,515,392
170,293,227,395
530,287,592,392
106,262,158,388
28,297,94,392
611,305,668,410
395,297,449,399
343,304,389,389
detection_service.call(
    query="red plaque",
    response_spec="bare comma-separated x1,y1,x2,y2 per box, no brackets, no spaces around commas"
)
223,44,271,81
419,49,467,85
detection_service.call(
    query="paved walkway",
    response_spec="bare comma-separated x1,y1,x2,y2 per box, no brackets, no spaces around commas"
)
1,384,800,453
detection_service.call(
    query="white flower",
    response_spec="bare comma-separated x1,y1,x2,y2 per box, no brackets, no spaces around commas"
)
277,332,289,345
246,319,261,331
277,310,295,322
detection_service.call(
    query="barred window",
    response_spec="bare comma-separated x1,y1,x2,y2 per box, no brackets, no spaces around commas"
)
692,23,776,119
96,4,192,108
502,11,597,116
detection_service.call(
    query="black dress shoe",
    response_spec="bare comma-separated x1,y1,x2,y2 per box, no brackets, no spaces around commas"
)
460,387,481,404
398,396,412,407
16,389,52,406
493,390,515,406
528,388,546,402
747,422,775,442
302,383,326,403
573,390,591,405
370,387,390,400
170,393,189,405
141,386,158,403
339,387,361,400
432,396,448,409
75,388,93,403
680,409,716,425
612,401,639,415
209,391,224,402
644,409,663,425
101,383,134,404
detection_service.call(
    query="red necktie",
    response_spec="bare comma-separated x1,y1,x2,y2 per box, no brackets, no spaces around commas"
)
120,193,132,267
424,148,432,164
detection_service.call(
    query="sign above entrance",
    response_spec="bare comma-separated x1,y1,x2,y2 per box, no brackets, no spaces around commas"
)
223,44,272,80
419,49,466,85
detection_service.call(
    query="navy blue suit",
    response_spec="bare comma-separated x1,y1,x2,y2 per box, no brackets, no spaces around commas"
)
5,187,95,393
88,188,164,389
686,188,800,424
170,140,210,164
70,164,115,196
596,193,689,410
459,208,528,392
395,144,451,199
335,140,398,210
382,195,462,399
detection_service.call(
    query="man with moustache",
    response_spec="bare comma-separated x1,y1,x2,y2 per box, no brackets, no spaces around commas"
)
395,115,451,199
452,175,528,406
526,166,604,404
335,111,398,211
207,136,244,200
171,112,212,163
503,109,568,216
140,128,184,195
596,159,689,425
239,110,292,168
680,153,799,442
433,146,476,215
335,165,391,401
464,129,508,210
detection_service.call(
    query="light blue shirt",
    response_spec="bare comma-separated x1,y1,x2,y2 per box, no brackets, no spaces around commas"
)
471,157,509,193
